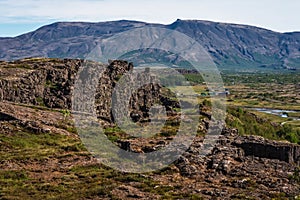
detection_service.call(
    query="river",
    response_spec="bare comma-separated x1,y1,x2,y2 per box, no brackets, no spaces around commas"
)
251,108,300,120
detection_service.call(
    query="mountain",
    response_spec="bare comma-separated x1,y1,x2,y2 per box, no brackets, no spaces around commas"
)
0,19,300,71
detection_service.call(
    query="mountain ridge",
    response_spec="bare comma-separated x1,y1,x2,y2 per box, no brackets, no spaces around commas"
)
1,19,300,71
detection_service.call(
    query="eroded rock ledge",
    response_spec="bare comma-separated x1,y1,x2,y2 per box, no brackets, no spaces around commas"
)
0,58,177,125
233,135,300,165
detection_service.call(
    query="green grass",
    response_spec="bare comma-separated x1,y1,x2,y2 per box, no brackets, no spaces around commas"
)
0,162,183,199
226,106,300,144
0,165,116,199
35,97,46,107
0,128,162,199
0,131,84,160
288,112,300,118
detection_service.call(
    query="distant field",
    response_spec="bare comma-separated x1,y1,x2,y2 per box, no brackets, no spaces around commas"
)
179,71,300,143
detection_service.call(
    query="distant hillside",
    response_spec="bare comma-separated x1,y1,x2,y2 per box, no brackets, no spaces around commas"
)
0,19,300,71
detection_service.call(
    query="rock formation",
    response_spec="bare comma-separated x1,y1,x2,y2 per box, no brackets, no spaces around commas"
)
0,58,299,199
0,58,177,126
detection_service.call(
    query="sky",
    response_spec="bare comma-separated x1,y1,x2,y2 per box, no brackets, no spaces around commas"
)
0,0,299,37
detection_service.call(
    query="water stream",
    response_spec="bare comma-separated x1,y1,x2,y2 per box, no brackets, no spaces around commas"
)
251,108,300,120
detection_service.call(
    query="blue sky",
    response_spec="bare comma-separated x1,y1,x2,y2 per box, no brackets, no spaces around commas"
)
0,0,299,37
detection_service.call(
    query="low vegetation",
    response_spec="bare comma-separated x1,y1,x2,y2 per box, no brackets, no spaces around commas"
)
226,106,300,144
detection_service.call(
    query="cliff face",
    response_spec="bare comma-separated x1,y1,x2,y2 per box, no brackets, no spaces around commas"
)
0,58,166,125
233,136,300,165
0,58,80,108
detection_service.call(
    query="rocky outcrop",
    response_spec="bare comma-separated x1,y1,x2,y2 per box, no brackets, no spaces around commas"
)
99,127,297,198
171,128,300,198
233,135,300,165
0,58,81,108
0,112,18,121
0,58,175,125
94,60,163,124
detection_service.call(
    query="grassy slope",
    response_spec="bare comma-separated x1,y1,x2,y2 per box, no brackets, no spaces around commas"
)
0,104,204,200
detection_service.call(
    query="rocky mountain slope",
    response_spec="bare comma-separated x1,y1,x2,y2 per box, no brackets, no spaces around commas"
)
0,58,299,199
0,19,300,71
